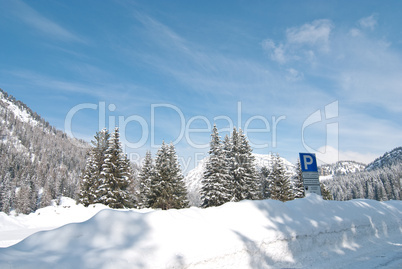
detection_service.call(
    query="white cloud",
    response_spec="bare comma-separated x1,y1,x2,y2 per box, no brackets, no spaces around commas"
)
286,19,333,51
358,14,378,30
286,68,304,82
261,39,287,64
262,19,333,65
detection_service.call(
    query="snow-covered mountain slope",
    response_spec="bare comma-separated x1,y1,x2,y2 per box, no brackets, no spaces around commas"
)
319,160,366,176
0,89,40,127
0,195,401,269
184,154,296,206
0,88,89,213
366,146,402,171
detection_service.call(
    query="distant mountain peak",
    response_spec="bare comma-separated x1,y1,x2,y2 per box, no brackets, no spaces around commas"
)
365,146,402,171
319,160,366,176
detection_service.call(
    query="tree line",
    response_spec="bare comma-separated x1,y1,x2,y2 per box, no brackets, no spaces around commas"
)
79,125,333,210
324,164,402,201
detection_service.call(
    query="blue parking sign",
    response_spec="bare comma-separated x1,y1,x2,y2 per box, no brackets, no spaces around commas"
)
299,153,318,172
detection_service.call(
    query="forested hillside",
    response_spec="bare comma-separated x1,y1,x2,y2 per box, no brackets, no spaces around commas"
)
323,148,402,201
0,89,88,214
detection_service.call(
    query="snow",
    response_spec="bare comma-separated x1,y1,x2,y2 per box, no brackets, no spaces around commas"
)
0,92,39,126
0,197,109,248
0,195,401,268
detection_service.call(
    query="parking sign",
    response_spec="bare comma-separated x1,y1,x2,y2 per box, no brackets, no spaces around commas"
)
299,153,318,172
299,153,321,196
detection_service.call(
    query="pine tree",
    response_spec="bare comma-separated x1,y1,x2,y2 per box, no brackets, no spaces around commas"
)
269,153,294,202
149,142,189,210
40,182,53,208
237,129,259,200
137,150,154,208
259,166,271,199
227,128,258,202
98,128,131,208
201,124,231,208
320,183,333,200
79,129,110,206
167,143,189,209
293,159,305,199
15,184,31,215
0,172,13,214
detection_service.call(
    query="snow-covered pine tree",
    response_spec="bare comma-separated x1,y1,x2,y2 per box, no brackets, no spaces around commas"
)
227,127,258,202
320,183,333,200
120,152,135,207
238,128,259,200
293,158,305,199
79,129,110,206
15,183,31,215
201,124,231,208
98,128,131,208
0,172,13,214
269,153,294,202
167,143,189,209
259,166,271,199
222,134,234,198
149,142,188,210
137,150,154,208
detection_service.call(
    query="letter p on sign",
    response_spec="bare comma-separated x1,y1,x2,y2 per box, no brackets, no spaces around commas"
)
299,153,318,172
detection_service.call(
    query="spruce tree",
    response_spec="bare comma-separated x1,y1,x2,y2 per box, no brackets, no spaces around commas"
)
201,124,231,208
167,143,189,208
238,129,259,200
149,142,188,210
222,134,234,198
320,183,333,200
269,153,294,202
79,129,110,206
0,172,13,214
227,127,258,202
259,166,271,199
98,128,131,208
138,150,154,208
293,159,305,199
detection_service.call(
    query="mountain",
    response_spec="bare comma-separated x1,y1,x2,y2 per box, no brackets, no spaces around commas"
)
322,147,402,201
184,153,295,206
319,161,366,177
365,146,402,171
0,89,89,214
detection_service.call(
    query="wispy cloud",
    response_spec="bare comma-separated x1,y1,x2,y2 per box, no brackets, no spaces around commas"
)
286,19,333,51
262,19,333,65
358,14,378,30
7,0,86,43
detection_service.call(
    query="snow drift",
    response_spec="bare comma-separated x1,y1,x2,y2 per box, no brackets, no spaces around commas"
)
0,195,401,268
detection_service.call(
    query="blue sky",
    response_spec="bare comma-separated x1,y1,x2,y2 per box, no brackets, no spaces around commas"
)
1,0,402,172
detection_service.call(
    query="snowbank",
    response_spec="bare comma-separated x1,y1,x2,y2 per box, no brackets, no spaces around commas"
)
0,197,108,248
0,195,401,268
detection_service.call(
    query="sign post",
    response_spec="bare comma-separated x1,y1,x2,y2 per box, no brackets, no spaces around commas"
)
299,153,321,196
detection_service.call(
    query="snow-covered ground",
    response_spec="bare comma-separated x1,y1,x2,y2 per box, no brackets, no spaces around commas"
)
0,195,401,268
0,197,109,248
